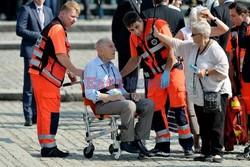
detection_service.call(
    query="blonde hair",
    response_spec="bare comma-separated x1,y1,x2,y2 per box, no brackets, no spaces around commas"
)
60,0,81,15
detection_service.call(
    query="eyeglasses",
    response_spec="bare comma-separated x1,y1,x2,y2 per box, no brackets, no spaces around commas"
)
191,33,201,37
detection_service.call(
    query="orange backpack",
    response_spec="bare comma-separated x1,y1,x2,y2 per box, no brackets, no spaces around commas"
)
224,96,248,151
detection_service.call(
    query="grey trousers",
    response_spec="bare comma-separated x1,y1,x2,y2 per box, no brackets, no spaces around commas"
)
187,96,200,135
95,99,154,142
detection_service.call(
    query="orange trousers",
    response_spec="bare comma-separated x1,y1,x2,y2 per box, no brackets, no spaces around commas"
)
147,67,193,151
31,74,60,148
147,67,187,112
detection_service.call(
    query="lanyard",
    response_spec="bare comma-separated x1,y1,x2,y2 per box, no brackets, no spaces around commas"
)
101,64,116,81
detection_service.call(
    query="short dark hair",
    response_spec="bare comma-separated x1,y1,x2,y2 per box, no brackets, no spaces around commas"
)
229,2,248,15
123,11,142,27
154,0,165,4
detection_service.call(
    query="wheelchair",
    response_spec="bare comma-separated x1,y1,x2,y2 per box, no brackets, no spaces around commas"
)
81,82,122,159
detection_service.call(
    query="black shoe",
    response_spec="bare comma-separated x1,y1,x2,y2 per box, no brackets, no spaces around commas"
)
184,149,194,156
194,155,213,162
24,118,32,126
133,140,151,156
244,146,250,154
150,148,170,157
236,146,250,160
120,142,140,153
41,147,69,158
32,115,37,124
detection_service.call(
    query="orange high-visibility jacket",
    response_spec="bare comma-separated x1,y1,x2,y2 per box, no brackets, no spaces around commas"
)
130,18,171,79
29,17,70,87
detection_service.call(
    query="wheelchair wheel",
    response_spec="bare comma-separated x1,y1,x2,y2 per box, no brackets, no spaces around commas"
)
84,144,95,158
109,144,114,154
109,144,121,160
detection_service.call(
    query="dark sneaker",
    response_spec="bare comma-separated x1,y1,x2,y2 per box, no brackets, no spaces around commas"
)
120,142,140,153
150,148,170,157
41,147,69,158
194,154,213,162
213,155,223,163
184,149,194,156
236,147,250,160
236,153,250,160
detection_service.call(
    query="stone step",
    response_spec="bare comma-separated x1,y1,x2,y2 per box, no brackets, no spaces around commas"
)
0,31,112,50
0,41,96,50
0,138,44,167
0,19,112,32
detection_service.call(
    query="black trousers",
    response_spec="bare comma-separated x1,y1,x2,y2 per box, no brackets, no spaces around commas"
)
194,94,228,156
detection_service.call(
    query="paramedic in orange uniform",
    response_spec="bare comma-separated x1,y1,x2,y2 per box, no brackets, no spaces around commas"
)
29,1,83,157
226,2,250,160
121,11,193,157
227,2,250,115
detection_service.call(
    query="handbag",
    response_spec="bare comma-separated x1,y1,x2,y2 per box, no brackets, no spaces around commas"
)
203,91,221,113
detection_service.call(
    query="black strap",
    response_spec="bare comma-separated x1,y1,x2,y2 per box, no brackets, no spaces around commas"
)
99,84,119,93
194,47,205,90
195,39,210,90
138,35,161,74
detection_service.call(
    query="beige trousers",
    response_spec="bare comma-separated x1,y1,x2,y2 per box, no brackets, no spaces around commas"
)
95,99,154,142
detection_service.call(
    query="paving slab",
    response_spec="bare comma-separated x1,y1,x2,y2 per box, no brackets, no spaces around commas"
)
0,101,250,166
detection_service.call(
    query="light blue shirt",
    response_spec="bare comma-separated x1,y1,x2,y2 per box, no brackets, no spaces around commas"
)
84,56,127,103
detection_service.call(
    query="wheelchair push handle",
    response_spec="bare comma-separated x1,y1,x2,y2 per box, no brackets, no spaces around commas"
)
62,81,81,87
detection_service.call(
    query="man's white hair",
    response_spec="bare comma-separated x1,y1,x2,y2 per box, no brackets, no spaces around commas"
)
191,21,211,37
95,37,111,50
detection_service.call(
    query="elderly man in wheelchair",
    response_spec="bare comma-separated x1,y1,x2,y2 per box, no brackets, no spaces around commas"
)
83,37,154,156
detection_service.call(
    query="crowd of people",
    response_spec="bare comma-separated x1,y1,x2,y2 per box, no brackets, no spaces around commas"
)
0,0,118,20
15,0,250,164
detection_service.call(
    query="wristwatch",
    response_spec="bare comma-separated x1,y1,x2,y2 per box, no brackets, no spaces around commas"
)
212,17,217,22
205,69,209,76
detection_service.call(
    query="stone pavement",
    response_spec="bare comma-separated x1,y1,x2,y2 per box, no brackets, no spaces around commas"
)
0,101,250,167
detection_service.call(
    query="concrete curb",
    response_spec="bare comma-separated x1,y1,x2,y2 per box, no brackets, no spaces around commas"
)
0,20,111,32
0,91,145,102
0,41,96,50
0,91,83,102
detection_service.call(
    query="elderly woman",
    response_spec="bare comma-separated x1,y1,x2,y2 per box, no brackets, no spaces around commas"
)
153,21,231,163
174,5,229,153
175,5,229,41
